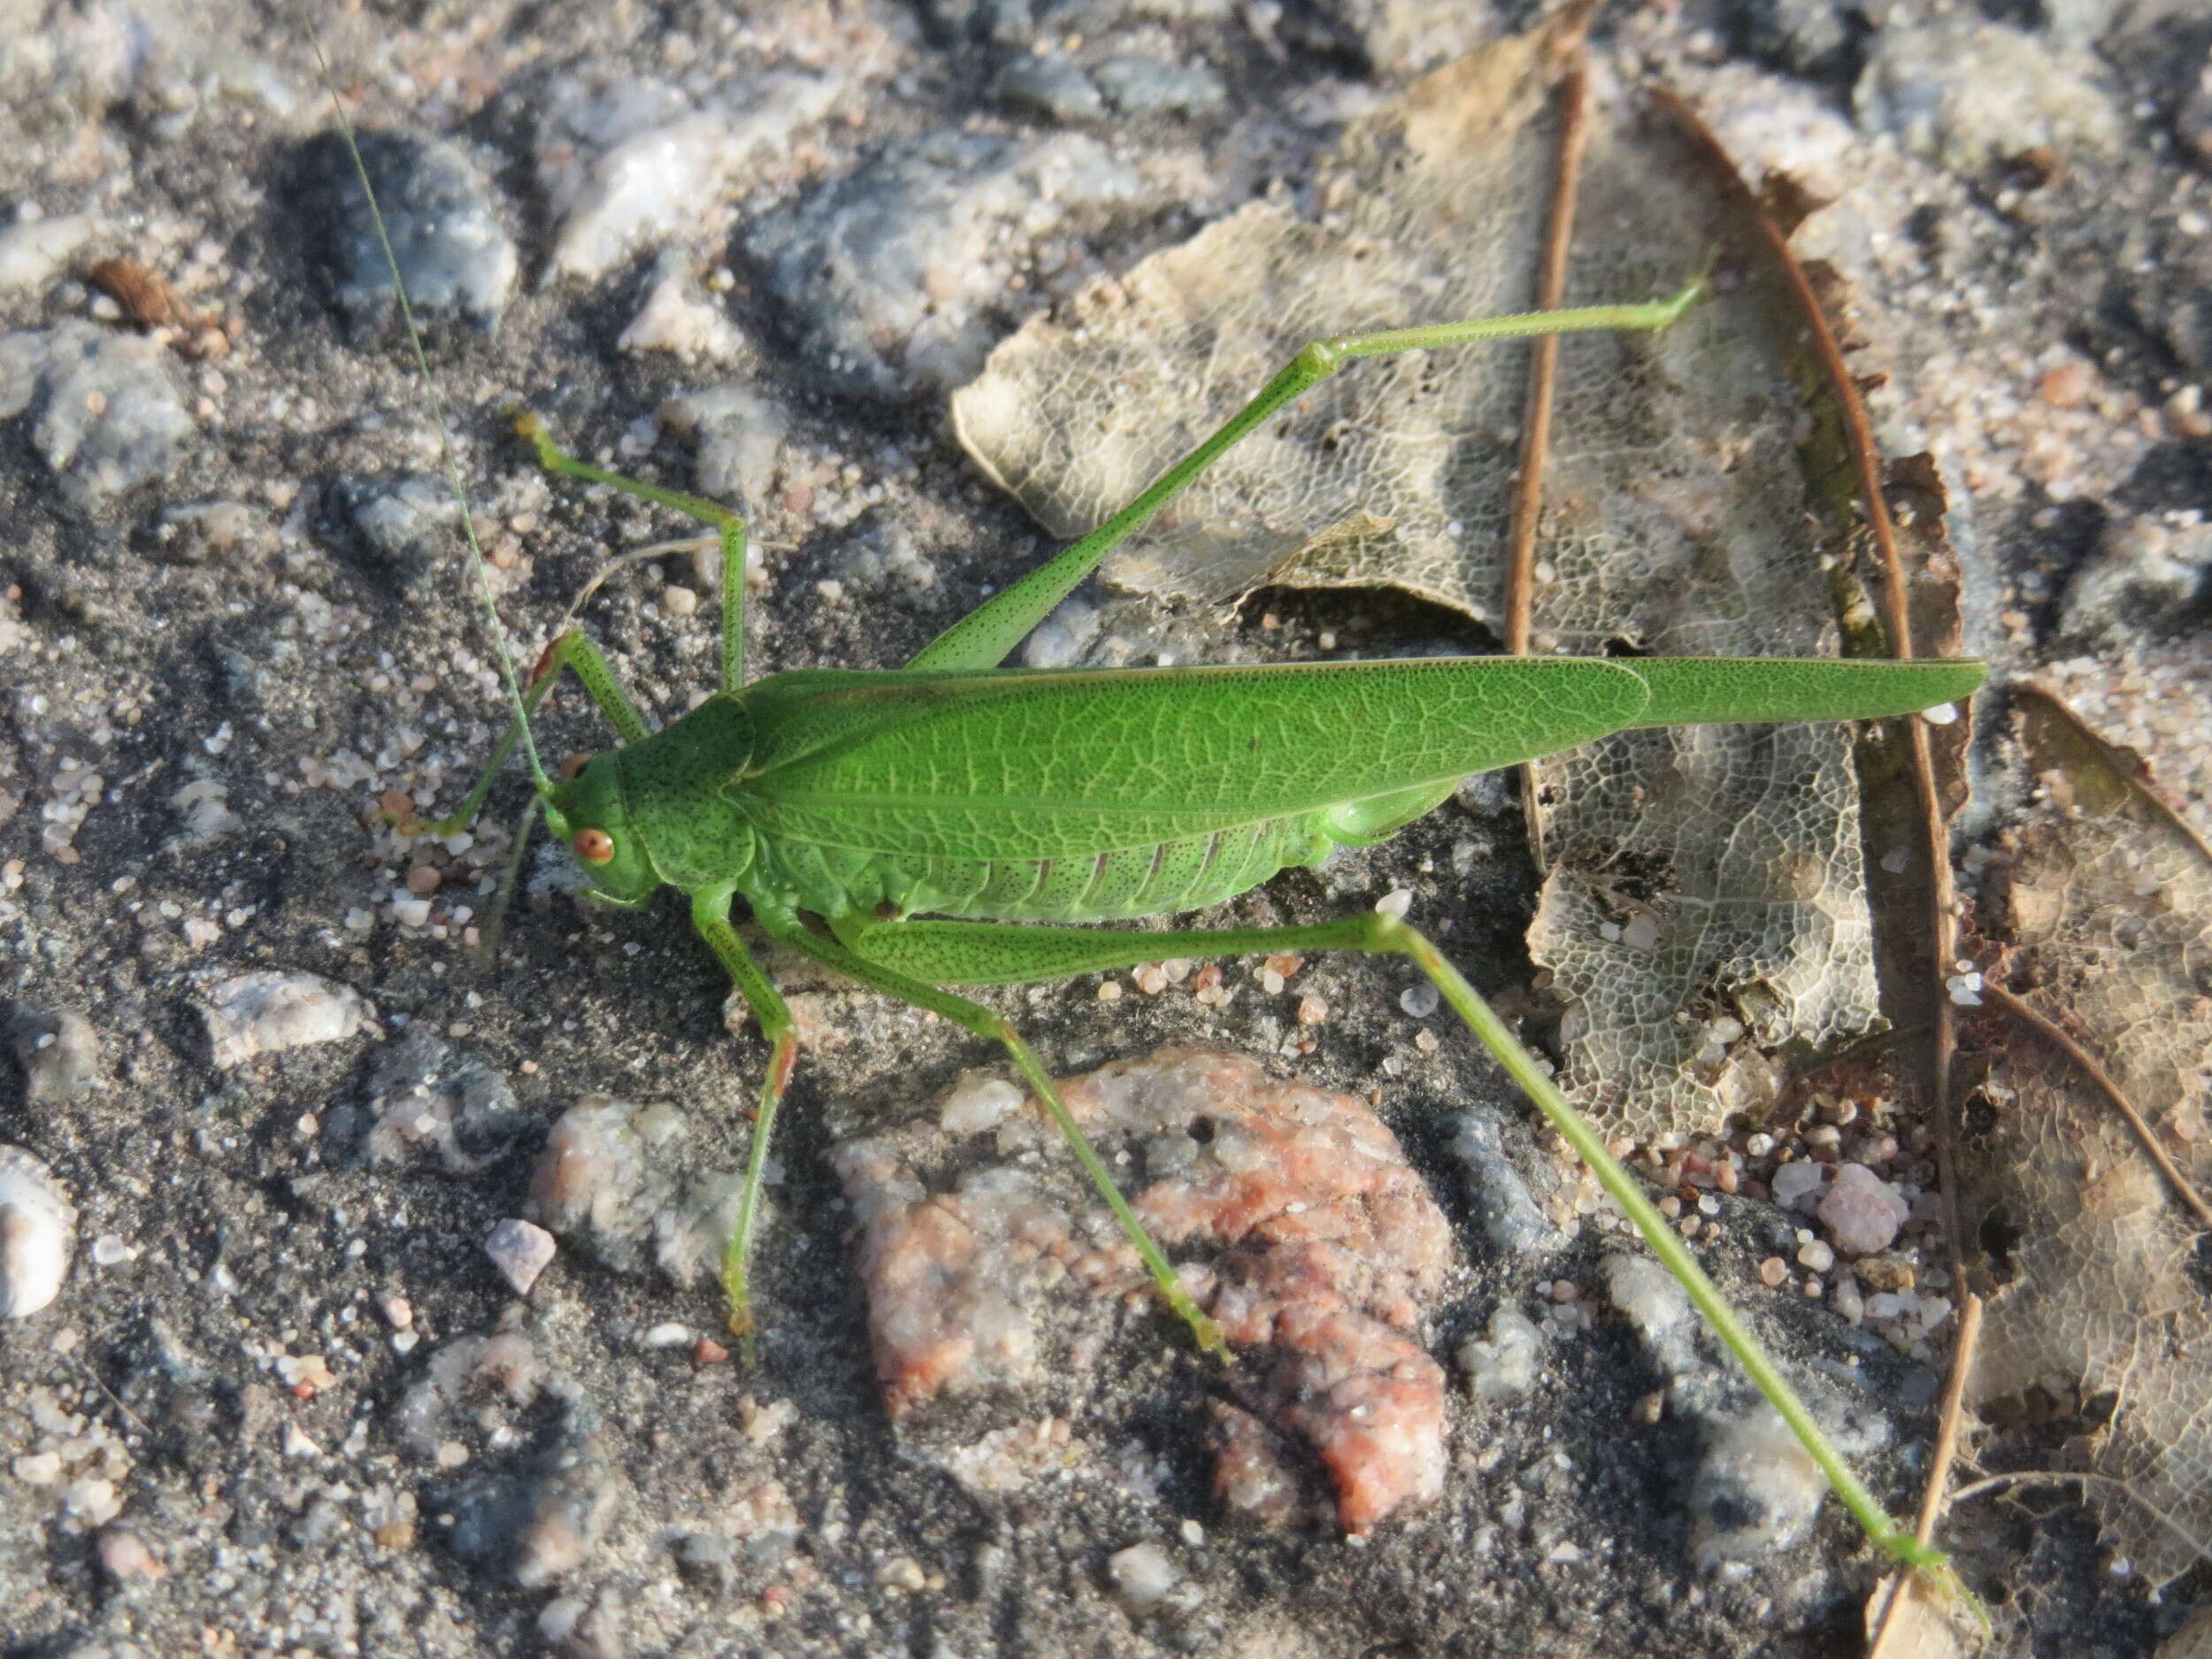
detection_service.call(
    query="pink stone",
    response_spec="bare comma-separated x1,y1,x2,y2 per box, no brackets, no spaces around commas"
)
833,1048,1454,1533
1816,1163,1909,1255
484,1217,557,1295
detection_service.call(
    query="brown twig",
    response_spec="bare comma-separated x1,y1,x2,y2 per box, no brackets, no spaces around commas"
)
1506,61,1589,875
1865,1292,1985,1658
1980,979,2212,1233
1651,92,1979,1629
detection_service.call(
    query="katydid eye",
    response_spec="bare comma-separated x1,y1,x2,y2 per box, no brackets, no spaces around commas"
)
574,828,616,865
559,752,594,782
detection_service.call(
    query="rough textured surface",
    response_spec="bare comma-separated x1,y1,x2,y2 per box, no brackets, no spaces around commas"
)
0,0,2199,1653
834,1048,1453,1533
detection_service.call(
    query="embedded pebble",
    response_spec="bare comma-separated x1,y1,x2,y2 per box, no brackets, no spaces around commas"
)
167,776,244,852
1770,1159,1828,1209
744,128,1141,397
0,1145,74,1317
536,73,838,284
400,1332,614,1593
1458,1305,1543,1402
393,1332,544,1456
1448,1113,1561,1258
1853,16,2126,172
486,1218,558,1297
0,321,196,511
527,1097,747,1286
1685,1405,1827,1573
64,1476,122,1527
1604,1254,1888,1568
0,212,98,292
1207,1401,1307,1527
658,384,790,507
1106,1540,1179,1617
938,1070,1025,1134
157,498,268,562
303,129,516,331
992,55,1106,124
358,1030,520,1173
1816,1163,1911,1256
2055,517,2212,649
833,520,940,604
198,970,376,1068
834,1048,1454,1533
96,1525,165,1582
326,472,462,588
619,248,745,361
1092,55,1226,119
538,1586,626,1659
14,1449,63,1484
1020,596,1103,670
4,1003,101,1102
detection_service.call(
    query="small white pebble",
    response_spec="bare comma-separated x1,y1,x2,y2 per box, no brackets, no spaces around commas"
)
1816,1164,1911,1255
1770,1160,1828,1208
1375,887,1413,919
0,1146,75,1318
877,1555,926,1592
641,1322,695,1349
940,1071,1023,1134
64,1477,121,1525
1106,1541,1179,1617
1399,983,1440,1018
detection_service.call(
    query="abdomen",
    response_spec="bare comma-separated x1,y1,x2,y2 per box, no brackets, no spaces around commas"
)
750,782,1456,924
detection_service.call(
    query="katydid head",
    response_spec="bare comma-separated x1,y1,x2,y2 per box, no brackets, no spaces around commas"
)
544,753,661,909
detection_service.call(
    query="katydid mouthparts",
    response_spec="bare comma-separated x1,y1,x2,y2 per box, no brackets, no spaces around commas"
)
313,30,1982,1580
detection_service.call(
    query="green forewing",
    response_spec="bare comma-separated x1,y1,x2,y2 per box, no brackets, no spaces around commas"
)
738,658,1650,862
1622,657,1984,727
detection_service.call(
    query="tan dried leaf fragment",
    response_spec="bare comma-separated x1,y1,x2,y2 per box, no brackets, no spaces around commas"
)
1965,695,2212,1586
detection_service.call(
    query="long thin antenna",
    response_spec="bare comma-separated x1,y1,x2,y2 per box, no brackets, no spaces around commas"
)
304,21,551,795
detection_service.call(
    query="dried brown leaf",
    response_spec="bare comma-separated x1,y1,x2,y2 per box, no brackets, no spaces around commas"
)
1964,693,2212,1585
952,24,1944,1141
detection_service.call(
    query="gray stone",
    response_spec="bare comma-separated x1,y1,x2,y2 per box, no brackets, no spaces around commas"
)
303,129,516,332
743,129,1141,398
0,322,196,511
993,55,1106,125
1855,17,2126,173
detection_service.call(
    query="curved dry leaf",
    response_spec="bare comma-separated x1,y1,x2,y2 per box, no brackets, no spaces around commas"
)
952,19,1930,1141
1965,694,2212,1586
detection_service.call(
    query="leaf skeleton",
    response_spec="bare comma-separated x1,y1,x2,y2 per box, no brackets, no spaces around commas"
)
314,49,1981,1583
